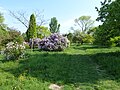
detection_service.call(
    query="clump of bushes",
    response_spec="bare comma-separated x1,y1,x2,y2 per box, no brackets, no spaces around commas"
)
29,38,41,49
66,31,94,45
38,33,70,51
4,42,25,60
109,36,120,47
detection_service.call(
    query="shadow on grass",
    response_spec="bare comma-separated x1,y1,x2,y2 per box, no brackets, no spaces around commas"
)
72,44,108,50
1,51,120,86
0,52,101,85
90,51,120,80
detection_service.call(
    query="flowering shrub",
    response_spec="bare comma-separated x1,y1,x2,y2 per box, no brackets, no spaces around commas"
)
23,42,30,49
29,38,41,48
38,33,70,51
4,42,25,60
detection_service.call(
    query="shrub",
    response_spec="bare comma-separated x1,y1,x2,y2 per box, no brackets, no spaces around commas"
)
109,36,120,47
23,42,30,49
29,38,41,49
4,42,25,60
83,34,94,44
66,33,73,43
38,33,70,51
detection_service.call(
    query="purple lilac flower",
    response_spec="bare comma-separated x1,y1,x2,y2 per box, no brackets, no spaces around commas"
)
38,33,70,51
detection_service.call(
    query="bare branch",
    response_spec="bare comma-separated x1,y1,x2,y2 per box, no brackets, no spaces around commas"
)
34,9,48,26
9,10,28,28
9,10,48,30
74,16,94,33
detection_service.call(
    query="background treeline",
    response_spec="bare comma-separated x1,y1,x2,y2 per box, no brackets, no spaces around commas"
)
0,0,120,51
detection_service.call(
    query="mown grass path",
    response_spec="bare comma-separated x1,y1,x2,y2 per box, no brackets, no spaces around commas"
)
0,45,120,90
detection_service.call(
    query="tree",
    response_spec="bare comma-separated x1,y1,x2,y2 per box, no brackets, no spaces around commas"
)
26,14,37,41
8,28,24,44
74,16,94,33
49,17,60,33
94,0,120,46
0,13,4,23
0,13,10,48
37,26,51,39
66,33,73,43
0,13,7,30
87,27,98,35
0,13,24,50
9,10,48,29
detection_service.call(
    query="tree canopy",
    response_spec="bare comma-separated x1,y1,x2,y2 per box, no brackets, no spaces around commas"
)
0,13,5,23
26,14,37,41
94,0,120,46
74,16,94,33
49,17,60,33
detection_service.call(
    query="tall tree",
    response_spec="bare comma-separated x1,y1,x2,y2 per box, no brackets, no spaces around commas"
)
94,0,120,46
74,16,94,33
37,26,51,39
49,17,60,33
9,10,48,29
26,14,37,41
0,13,10,47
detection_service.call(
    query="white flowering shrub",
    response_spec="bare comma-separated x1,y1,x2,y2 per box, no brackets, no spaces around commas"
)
38,33,70,51
4,42,25,60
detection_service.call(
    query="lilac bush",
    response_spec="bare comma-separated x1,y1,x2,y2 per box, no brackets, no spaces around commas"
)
29,38,41,48
4,42,25,60
38,33,70,51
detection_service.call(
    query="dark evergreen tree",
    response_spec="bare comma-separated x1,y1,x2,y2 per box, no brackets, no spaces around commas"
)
26,14,37,41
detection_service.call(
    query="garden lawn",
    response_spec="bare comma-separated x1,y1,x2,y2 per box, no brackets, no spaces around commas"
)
0,44,120,90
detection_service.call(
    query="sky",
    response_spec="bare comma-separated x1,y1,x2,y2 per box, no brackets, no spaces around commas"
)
0,0,103,34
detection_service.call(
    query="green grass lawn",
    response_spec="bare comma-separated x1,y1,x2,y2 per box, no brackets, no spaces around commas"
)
0,44,120,90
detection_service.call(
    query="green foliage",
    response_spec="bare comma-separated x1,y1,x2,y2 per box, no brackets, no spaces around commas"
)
0,13,24,49
0,13,9,47
83,34,94,43
4,42,25,60
15,35,24,44
70,15,95,45
72,30,83,44
0,29,10,46
8,29,24,44
109,36,120,47
22,33,28,42
70,30,94,44
26,14,37,41
49,17,60,33
0,14,24,47
74,16,94,33
0,13,4,23
1,28,24,49
66,33,73,43
87,27,97,35
95,0,120,46
37,26,51,39
1,45,120,89
91,51,120,79
24,43,30,49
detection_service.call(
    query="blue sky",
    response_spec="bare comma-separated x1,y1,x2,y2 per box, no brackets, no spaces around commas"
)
0,0,103,34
